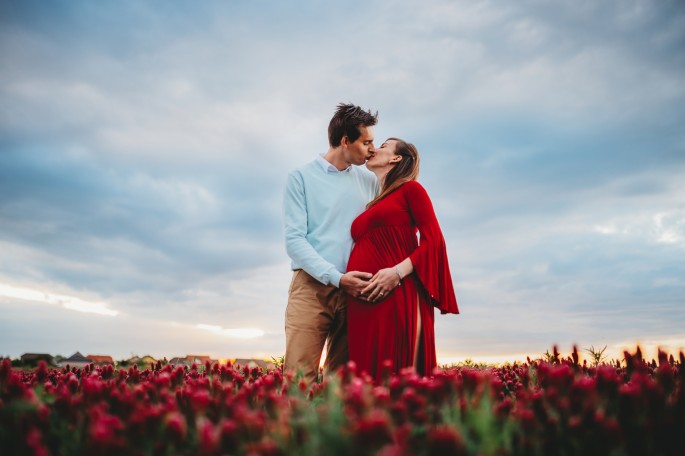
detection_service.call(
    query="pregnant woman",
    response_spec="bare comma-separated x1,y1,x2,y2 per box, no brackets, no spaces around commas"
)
346,138,459,381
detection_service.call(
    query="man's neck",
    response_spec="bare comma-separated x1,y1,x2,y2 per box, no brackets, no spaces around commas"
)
323,147,350,171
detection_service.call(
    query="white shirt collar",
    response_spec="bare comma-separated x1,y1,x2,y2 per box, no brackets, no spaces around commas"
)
316,154,351,174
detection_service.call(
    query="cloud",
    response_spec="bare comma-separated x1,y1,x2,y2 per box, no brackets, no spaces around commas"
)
594,209,685,248
1,0,684,360
0,263,291,359
195,324,265,339
0,282,118,316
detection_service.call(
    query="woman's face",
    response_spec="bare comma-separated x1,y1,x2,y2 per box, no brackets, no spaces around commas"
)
366,139,399,170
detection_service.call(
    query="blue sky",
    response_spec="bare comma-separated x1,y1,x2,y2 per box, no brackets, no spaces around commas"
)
1,0,684,363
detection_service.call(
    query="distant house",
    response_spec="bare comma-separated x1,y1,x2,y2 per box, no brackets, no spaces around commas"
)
86,355,114,366
127,355,158,368
60,352,92,369
234,358,275,370
186,355,213,365
167,355,218,367
168,357,190,367
20,353,55,367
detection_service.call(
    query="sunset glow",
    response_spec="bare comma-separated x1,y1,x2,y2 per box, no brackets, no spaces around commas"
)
0,283,118,317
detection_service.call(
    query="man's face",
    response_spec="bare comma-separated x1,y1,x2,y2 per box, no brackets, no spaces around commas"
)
342,126,375,166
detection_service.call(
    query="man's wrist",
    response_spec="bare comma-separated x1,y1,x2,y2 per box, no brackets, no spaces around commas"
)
330,270,343,288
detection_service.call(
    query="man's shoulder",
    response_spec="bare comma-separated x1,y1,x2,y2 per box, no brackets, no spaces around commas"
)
290,159,318,173
287,160,318,180
350,165,376,183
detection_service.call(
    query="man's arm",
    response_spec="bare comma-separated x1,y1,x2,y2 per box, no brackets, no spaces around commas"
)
283,171,344,286
284,171,372,292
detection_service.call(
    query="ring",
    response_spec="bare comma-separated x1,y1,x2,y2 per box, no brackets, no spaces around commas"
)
379,291,384,296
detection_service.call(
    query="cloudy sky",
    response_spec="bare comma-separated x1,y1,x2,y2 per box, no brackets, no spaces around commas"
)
1,0,684,363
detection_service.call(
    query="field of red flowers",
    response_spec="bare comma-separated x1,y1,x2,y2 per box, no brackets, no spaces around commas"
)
1,346,683,456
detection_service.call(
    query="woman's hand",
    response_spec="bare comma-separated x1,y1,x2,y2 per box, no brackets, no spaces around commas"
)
360,267,402,303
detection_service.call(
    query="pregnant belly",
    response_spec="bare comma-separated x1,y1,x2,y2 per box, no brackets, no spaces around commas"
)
347,233,414,274
347,240,383,274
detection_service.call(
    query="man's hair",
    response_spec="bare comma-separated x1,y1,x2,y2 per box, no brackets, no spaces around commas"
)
367,138,420,209
328,103,378,147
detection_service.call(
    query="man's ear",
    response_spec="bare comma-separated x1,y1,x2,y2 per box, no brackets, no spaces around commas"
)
340,135,350,147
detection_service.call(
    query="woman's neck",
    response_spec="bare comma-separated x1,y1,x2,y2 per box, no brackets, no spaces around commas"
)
372,168,389,190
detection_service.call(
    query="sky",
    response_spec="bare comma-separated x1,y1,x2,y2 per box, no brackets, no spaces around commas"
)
1,0,684,364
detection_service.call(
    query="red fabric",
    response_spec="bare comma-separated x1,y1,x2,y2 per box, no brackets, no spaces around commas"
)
347,181,458,381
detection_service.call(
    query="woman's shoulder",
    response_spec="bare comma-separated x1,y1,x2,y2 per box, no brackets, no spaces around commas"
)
402,180,423,189
399,180,432,203
400,180,427,194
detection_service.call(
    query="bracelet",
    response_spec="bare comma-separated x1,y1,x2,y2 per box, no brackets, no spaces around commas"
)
394,267,403,286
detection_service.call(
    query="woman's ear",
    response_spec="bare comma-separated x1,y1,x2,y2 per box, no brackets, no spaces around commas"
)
390,155,403,164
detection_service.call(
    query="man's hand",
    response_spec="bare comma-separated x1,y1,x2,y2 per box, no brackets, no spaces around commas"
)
339,271,373,298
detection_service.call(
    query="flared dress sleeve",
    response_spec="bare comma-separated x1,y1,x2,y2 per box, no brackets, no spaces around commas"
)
405,181,459,315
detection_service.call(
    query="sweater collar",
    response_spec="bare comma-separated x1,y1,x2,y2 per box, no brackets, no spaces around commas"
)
316,154,351,174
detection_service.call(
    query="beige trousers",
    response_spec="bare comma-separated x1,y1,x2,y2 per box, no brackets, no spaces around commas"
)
284,269,348,383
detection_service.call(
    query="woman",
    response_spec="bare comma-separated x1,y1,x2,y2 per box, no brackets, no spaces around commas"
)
346,138,459,381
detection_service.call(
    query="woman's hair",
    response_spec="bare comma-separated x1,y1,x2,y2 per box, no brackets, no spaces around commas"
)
367,138,420,209
328,103,378,147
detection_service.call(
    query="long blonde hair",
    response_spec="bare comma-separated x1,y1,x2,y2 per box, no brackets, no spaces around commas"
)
367,138,420,209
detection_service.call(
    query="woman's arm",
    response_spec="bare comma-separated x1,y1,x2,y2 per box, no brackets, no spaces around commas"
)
362,257,413,302
361,181,458,313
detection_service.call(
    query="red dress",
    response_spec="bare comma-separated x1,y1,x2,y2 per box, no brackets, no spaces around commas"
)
347,181,459,380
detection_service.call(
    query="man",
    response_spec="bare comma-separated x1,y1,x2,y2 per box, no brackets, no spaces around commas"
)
283,103,379,383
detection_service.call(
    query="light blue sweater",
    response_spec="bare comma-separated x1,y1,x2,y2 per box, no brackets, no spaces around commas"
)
283,158,378,287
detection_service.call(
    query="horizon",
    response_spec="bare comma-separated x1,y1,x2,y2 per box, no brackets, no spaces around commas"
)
8,341,683,368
